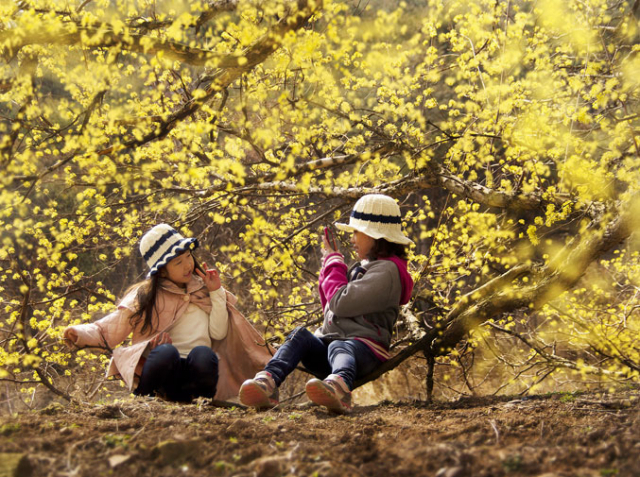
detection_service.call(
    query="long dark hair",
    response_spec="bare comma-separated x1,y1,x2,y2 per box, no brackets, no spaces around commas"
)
368,238,408,261
126,273,162,335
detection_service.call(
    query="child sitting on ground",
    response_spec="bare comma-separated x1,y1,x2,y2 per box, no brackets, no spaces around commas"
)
64,224,271,402
239,194,414,412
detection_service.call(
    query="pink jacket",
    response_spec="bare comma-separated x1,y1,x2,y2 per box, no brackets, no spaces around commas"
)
64,277,272,400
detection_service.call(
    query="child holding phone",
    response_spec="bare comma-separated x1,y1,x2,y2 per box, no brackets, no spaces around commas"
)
64,224,271,402
324,224,338,251
239,194,414,412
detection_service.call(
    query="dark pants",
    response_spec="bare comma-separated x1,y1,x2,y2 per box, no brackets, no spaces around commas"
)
134,344,219,402
264,327,381,390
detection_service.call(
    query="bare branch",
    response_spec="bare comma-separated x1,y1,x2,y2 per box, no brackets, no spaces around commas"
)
1,24,244,67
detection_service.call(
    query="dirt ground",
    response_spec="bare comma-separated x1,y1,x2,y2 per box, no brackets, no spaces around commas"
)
1,389,639,477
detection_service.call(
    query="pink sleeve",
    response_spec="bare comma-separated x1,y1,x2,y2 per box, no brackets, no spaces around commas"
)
64,305,134,350
318,253,348,308
64,288,139,350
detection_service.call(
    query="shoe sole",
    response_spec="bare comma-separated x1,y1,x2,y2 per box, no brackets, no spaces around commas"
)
305,380,351,413
239,382,277,409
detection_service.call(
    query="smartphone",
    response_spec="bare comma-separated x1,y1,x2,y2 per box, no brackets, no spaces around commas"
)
193,256,206,275
324,225,338,251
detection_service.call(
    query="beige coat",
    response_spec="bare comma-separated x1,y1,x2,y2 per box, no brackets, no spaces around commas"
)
64,277,272,400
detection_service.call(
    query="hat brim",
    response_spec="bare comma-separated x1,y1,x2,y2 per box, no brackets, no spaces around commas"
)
335,222,414,245
148,237,199,276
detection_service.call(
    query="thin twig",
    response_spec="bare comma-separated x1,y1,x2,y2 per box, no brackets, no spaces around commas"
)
489,419,500,444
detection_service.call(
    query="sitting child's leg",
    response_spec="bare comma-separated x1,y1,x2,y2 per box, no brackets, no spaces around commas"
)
265,327,331,385
183,346,219,400
328,339,380,388
240,327,331,408
135,343,181,398
305,340,379,413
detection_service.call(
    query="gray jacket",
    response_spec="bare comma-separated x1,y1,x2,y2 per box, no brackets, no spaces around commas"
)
316,260,403,349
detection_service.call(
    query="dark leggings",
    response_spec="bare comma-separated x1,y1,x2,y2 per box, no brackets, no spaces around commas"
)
264,327,380,390
134,344,219,402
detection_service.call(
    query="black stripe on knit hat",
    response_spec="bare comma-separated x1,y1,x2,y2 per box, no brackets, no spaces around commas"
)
351,210,402,225
142,228,179,262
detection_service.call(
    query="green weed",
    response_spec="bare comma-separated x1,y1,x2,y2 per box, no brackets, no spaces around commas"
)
103,434,131,449
502,454,522,472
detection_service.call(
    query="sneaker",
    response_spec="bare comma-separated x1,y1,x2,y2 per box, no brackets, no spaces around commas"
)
305,374,352,413
239,371,279,409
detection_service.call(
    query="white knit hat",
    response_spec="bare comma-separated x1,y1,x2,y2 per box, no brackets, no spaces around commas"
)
335,194,413,245
139,224,198,277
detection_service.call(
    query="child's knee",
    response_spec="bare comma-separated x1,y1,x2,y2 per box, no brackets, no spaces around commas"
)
188,346,219,373
328,340,353,355
150,343,180,364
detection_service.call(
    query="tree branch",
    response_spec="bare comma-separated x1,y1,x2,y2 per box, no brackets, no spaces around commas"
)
195,0,240,34
1,24,245,67
433,196,640,354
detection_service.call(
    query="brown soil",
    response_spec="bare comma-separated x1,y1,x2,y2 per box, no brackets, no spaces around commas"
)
1,391,638,477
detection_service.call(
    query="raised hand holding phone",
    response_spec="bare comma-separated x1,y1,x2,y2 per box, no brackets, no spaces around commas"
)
323,225,338,255
195,262,222,291
193,257,206,275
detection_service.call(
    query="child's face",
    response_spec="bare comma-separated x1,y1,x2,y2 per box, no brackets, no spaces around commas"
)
162,250,195,286
351,231,375,260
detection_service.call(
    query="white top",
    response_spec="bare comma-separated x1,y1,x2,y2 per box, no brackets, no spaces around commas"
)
168,287,229,357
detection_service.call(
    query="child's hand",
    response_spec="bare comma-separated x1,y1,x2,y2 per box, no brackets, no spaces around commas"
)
322,233,338,257
63,328,78,349
196,263,222,291
149,332,172,349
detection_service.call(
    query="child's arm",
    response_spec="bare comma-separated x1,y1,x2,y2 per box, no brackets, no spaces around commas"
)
64,305,135,351
319,253,348,308
195,262,229,340
208,288,230,340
